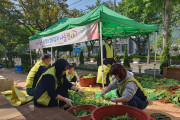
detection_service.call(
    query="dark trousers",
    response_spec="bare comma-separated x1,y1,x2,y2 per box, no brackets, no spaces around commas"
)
26,88,34,96
127,96,148,110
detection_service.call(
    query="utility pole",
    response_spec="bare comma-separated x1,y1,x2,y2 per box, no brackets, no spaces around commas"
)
113,0,116,55
113,0,116,11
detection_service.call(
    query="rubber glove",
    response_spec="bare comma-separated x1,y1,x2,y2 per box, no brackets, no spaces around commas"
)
110,97,118,103
78,89,85,95
101,91,106,99
64,98,73,107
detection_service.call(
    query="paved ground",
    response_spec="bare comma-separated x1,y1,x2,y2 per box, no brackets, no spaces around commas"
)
0,63,179,120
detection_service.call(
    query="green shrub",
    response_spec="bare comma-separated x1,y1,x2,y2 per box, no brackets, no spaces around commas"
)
1,60,14,68
80,51,84,64
22,64,32,72
59,56,66,59
67,56,73,58
170,55,180,60
160,45,170,74
123,46,130,68
18,52,38,72
117,56,124,59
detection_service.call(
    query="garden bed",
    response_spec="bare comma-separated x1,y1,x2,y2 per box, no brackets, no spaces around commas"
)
136,76,180,106
163,67,180,81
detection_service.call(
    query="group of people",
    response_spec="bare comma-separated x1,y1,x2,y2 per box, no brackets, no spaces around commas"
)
25,37,148,110
26,54,83,108
100,37,148,109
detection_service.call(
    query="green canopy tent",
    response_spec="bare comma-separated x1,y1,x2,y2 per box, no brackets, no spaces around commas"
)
29,5,158,88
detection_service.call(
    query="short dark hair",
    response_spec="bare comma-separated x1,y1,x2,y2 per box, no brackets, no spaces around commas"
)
106,58,116,65
103,59,108,65
107,37,112,40
41,54,51,60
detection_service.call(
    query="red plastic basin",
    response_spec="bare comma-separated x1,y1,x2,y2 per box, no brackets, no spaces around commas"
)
91,105,150,120
66,104,98,120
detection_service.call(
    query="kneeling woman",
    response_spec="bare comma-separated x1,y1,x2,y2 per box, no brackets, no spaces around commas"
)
34,59,84,107
66,64,79,83
96,58,116,87
101,64,148,109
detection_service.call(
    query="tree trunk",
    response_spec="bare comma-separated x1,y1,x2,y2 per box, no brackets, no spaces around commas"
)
5,57,8,68
52,50,55,59
136,40,141,55
147,34,151,64
56,50,59,60
163,0,171,49
88,51,90,57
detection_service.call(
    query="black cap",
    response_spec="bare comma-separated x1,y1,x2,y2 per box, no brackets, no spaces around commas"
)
41,54,51,60
107,37,112,40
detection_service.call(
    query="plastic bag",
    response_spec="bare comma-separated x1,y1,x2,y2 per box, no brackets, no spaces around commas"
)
105,89,117,98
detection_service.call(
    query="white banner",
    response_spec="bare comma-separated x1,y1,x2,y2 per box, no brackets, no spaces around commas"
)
29,22,99,49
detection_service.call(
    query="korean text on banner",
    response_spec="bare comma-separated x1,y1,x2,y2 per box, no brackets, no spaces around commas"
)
29,22,99,49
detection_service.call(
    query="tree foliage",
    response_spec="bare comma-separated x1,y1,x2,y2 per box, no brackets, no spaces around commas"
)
160,44,170,74
117,0,161,63
142,0,180,48
123,45,130,68
130,36,147,55
0,0,80,63
85,41,96,57
86,0,113,11
80,51,84,64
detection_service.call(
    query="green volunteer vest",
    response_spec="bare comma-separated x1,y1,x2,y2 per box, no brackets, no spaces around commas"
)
25,60,48,88
119,77,150,103
66,71,75,82
105,43,113,58
35,66,63,106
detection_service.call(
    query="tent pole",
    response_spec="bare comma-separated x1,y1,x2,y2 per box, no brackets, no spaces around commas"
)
51,47,53,65
154,32,157,78
30,49,33,67
100,20,104,89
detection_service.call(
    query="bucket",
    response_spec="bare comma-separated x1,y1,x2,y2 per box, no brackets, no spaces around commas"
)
91,105,150,120
16,65,22,72
79,74,96,87
67,104,98,120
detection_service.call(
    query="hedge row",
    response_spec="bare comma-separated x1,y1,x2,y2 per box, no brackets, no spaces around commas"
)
63,55,180,61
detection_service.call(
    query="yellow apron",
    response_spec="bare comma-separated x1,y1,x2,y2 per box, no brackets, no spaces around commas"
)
1,85,33,106
96,64,112,84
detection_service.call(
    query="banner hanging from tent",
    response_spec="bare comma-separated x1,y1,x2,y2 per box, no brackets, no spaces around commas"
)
29,22,99,49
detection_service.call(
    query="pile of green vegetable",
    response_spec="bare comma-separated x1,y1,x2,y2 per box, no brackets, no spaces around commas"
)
136,76,180,106
103,113,137,120
81,74,95,78
69,76,180,106
73,110,91,117
68,90,111,107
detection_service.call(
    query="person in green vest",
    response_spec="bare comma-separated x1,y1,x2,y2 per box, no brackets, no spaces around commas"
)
96,58,116,88
66,64,79,84
103,37,114,59
34,59,84,108
101,64,148,109
25,54,51,96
